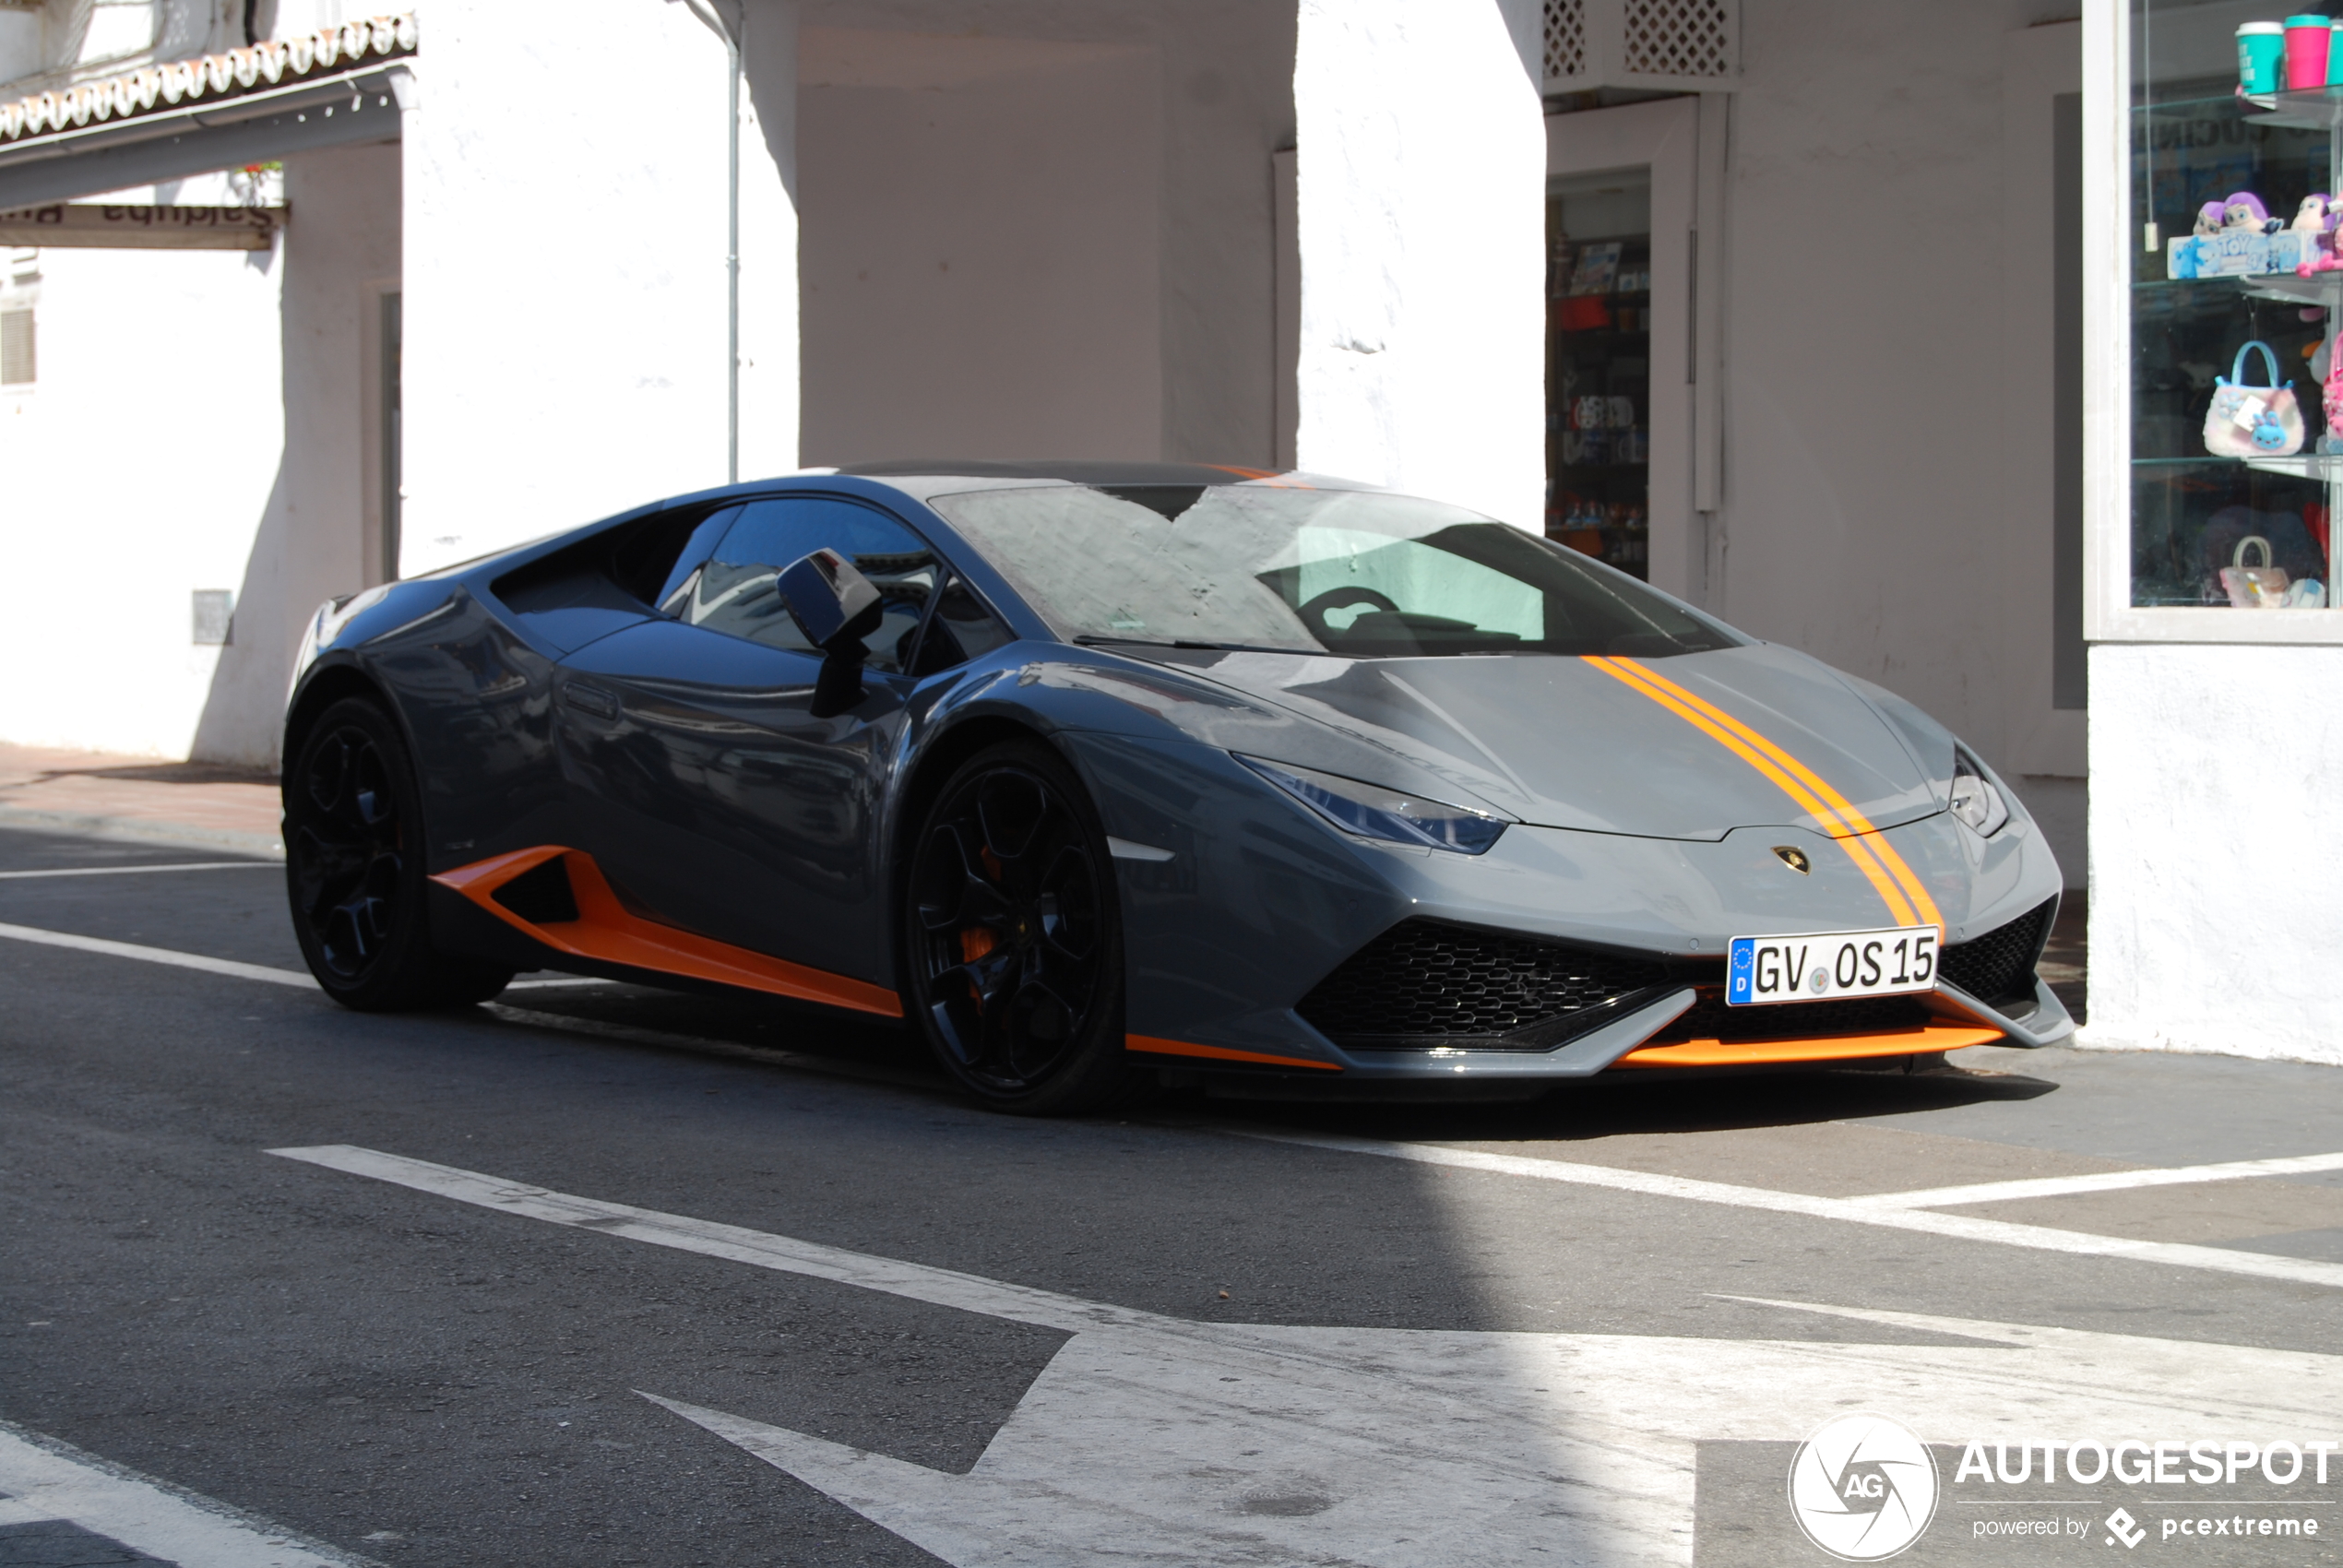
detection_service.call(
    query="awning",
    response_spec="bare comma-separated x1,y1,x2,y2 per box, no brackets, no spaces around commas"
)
0,15,415,208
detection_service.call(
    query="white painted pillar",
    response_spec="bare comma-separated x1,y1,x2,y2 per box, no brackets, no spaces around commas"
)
399,0,797,576
1291,0,1547,529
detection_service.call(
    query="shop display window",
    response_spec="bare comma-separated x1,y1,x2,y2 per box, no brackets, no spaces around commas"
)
1546,172,1652,580
2130,1,2339,609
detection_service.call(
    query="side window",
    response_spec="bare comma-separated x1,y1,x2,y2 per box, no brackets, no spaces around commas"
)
648,505,742,613
672,497,939,673
910,576,1017,676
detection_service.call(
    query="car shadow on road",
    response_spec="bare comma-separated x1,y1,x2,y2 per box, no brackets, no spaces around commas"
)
1193,1061,2061,1146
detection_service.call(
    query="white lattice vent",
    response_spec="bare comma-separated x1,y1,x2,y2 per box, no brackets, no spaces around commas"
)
1621,0,1732,78
1544,0,1737,93
1543,0,1588,82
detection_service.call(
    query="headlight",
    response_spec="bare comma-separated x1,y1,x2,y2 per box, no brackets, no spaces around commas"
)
1949,748,2009,837
1237,755,1507,854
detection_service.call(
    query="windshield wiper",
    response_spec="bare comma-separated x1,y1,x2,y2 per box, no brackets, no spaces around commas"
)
1073,635,1315,656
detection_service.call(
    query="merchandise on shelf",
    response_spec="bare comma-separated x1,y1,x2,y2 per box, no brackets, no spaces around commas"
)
2238,20,2285,93
2167,224,2313,279
1566,241,1621,295
2203,340,2306,457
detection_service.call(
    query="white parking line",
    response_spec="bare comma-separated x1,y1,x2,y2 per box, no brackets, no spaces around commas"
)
0,861,276,879
0,1419,373,1568
266,1144,2343,1568
267,1144,1131,1334
0,921,311,986
22,920,2340,1298
1229,1129,2343,1291
1849,1149,2343,1209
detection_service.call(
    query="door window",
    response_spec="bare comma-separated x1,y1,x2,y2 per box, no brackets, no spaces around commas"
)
909,576,1017,675
669,497,940,672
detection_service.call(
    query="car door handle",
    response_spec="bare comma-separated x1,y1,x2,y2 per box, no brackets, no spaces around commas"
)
567,681,620,719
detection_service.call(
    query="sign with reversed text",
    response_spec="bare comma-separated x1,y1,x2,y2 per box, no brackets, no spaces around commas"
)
0,204,279,250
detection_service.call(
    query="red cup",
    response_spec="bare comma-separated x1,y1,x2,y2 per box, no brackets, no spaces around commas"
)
2287,15,2332,90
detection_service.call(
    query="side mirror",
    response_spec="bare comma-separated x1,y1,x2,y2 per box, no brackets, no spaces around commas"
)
779,549,884,717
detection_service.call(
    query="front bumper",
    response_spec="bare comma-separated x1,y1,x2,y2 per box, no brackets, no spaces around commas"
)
1079,733,2069,1082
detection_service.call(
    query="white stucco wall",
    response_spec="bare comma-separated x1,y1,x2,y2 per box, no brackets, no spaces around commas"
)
794,0,1291,469
191,138,401,766
1717,4,2082,778
2085,644,2343,1066
797,30,1163,465
1291,0,1547,529
398,0,795,576
0,179,285,760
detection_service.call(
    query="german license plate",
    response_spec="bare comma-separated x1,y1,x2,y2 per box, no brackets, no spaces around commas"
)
1726,925,1938,1005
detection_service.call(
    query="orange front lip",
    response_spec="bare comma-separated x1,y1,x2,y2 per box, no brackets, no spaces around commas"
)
1612,1023,2002,1068
433,846,902,1018
1124,1034,1342,1072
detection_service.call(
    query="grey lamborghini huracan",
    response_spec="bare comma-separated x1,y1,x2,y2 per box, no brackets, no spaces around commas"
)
282,461,2070,1112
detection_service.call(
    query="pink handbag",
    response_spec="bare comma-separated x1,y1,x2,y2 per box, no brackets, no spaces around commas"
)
2219,535,2291,607
2204,341,2307,457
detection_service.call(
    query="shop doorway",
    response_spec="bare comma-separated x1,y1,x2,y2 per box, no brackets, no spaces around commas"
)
1547,169,1653,576
1543,99,1697,596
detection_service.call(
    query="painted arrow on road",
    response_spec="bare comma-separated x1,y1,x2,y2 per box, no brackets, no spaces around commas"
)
274,1145,2343,1567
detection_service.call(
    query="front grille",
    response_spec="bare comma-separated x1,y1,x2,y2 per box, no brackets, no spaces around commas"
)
1300,898,2057,1055
1297,919,1672,1050
1936,897,2055,1010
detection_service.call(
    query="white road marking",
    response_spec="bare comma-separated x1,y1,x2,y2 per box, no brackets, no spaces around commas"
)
0,1419,374,1567
0,921,312,986
1228,1128,2343,1291
268,1143,2343,1568
267,1144,1127,1332
0,861,275,879
1849,1149,2343,1209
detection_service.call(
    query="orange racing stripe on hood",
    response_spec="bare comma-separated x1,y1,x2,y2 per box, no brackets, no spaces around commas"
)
1580,656,1945,934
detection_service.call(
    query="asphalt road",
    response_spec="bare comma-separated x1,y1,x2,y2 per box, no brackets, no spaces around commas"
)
5,823,2342,1567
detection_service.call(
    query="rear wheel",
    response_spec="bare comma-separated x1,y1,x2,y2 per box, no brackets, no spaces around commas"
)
284,697,513,1011
901,741,1134,1115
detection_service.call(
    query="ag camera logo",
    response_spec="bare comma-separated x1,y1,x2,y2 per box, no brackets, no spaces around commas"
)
1788,1413,1941,1561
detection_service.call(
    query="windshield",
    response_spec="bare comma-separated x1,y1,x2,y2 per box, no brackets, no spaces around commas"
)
927,484,1738,659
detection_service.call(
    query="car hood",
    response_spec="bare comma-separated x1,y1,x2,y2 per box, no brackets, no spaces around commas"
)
1149,643,1947,840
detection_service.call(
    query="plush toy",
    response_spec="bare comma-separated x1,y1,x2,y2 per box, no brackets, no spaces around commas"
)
2194,200,2227,237
2224,192,2283,234
2295,194,2333,232
2298,215,2343,277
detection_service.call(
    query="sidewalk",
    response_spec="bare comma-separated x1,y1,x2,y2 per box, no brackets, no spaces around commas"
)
0,743,280,857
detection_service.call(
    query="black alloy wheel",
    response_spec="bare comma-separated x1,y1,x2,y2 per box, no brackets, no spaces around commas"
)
284,697,512,1011
903,740,1133,1114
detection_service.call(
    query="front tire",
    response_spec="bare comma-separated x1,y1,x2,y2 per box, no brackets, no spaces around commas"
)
284,697,513,1011
901,740,1134,1115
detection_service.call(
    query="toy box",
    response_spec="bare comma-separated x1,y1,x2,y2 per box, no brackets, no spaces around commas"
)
2167,228,2314,279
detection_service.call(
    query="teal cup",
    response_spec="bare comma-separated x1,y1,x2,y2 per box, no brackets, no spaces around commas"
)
2240,21,2286,93
2328,20,2343,84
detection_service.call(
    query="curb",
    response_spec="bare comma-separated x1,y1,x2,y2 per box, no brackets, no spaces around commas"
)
0,804,283,859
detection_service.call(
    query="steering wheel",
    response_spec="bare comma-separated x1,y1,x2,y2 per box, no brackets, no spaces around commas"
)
1299,587,1400,640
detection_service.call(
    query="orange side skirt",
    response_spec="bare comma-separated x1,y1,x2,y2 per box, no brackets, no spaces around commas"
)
1124,1034,1343,1072
432,845,902,1018
1612,1023,2004,1069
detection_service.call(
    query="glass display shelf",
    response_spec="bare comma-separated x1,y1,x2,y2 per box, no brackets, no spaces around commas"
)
2132,270,2343,305
2132,453,2343,480
2243,85,2343,132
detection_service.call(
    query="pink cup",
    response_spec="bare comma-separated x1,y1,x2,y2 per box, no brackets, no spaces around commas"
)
2288,15,2333,90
